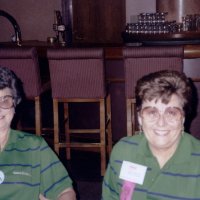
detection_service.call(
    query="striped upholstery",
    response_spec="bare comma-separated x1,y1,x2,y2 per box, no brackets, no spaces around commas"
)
124,46,184,98
47,47,104,59
0,47,45,98
48,48,105,98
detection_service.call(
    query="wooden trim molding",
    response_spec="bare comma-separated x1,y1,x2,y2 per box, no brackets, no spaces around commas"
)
184,45,200,59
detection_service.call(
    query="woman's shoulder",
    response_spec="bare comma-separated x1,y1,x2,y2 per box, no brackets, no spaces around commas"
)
10,129,45,147
112,134,143,152
185,133,200,149
109,135,144,162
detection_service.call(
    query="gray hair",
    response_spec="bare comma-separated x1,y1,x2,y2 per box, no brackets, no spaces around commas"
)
0,66,23,105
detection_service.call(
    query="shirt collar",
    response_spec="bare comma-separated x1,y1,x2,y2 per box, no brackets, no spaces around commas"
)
4,129,22,148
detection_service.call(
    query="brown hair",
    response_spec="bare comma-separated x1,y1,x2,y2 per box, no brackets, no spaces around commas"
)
135,70,193,115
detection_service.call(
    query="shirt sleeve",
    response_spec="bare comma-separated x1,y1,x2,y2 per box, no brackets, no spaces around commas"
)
102,144,121,200
39,138,73,199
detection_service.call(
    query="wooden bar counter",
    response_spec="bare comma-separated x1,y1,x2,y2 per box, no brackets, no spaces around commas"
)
2,40,200,59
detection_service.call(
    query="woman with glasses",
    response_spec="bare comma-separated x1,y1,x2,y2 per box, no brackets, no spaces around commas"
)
102,70,200,200
0,66,76,200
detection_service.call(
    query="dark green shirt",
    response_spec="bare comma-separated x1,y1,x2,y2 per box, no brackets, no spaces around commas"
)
102,133,200,200
0,129,73,200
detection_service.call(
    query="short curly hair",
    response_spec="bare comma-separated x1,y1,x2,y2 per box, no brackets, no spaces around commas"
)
135,70,193,115
0,66,22,105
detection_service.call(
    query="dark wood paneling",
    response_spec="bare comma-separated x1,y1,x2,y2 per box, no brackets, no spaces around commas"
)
72,0,125,44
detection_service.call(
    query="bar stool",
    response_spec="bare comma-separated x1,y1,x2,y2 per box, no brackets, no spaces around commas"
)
0,47,50,136
47,48,112,176
123,46,184,136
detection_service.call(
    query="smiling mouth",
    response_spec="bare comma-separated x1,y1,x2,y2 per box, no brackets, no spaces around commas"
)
154,130,169,136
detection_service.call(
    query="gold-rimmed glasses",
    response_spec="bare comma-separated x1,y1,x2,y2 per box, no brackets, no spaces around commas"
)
140,107,183,123
0,95,15,109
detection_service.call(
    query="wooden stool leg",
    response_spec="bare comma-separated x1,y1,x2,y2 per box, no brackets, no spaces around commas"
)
106,94,112,156
100,99,106,176
53,99,60,154
64,103,71,160
132,99,136,135
127,99,133,136
35,96,42,136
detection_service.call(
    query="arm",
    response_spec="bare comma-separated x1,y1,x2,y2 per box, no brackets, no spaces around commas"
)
58,188,76,200
39,138,75,199
102,145,121,199
39,188,76,200
57,188,76,200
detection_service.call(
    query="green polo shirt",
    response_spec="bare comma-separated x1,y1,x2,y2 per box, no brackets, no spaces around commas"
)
0,129,73,200
102,133,200,200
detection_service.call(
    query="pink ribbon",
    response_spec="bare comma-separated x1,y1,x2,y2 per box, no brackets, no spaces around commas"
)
120,180,136,200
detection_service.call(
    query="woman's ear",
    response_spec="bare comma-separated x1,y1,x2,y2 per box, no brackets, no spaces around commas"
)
137,112,142,126
182,117,185,125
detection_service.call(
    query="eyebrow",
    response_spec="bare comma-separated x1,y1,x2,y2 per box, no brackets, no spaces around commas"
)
142,106,183,111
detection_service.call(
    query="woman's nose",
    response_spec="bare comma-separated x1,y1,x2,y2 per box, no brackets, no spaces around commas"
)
157,113,166,126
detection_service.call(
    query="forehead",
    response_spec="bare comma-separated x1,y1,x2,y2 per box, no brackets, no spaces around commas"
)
142,94,183,110
0,88,12,97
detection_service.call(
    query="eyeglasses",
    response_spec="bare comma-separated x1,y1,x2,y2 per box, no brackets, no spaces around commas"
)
0,95,15,109
141,107,183,123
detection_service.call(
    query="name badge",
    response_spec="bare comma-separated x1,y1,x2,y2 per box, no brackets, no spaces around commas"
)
0,171,5,184
119,161,147,185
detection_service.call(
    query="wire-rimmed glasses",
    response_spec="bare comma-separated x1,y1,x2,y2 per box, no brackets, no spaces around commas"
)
140,107,183,124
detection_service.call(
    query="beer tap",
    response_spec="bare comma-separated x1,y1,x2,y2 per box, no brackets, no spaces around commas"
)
53,10,66,45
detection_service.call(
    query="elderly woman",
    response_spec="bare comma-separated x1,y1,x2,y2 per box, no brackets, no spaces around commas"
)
102,70,200,199
0,66,76,200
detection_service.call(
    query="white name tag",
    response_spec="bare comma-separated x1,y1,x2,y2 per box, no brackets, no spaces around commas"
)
0,171,5,184
119,161,147,185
